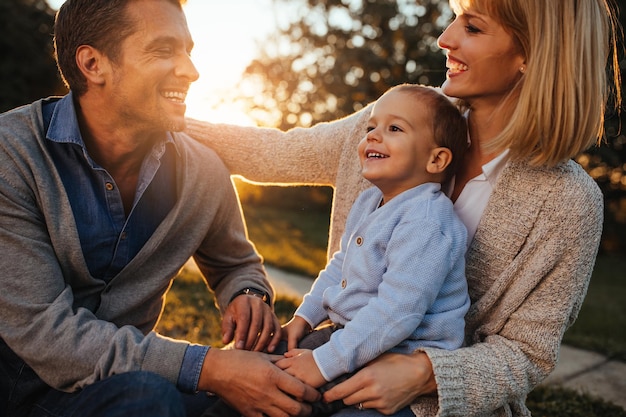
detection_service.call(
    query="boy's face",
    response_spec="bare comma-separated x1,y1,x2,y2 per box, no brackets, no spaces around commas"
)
358,90,438,202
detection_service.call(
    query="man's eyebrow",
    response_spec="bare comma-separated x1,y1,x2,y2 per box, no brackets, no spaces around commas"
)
146,35,194,51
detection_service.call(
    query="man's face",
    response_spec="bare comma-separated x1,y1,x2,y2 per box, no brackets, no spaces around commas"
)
106,0,199,134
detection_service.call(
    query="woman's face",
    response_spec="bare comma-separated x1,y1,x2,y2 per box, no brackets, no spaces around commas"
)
437,7,525,112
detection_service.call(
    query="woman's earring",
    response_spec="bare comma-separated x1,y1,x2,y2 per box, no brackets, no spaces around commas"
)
519,65,526,74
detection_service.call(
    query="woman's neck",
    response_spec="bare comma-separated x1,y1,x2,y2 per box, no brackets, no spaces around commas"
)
467,106,507,164
450,106,507,202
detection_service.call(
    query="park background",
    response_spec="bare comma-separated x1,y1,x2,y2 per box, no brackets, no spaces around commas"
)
2,1,625,415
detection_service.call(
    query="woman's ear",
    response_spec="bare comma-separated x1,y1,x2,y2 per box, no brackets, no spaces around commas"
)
75,45,109,86
426,147,453,175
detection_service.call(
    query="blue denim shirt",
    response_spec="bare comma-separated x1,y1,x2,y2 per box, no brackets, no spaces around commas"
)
43,94,208,393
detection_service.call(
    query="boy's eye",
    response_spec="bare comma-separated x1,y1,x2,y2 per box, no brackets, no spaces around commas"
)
390,125,402,132
366,126,375,132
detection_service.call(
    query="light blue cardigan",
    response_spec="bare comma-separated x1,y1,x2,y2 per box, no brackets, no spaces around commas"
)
296,183,470,381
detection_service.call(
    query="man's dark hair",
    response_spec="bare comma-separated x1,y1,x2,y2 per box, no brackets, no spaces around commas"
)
54,0,184,96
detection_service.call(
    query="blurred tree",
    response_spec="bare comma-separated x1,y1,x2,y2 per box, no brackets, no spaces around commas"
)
235,0,626,255
0,0,66,113
237,0,451,130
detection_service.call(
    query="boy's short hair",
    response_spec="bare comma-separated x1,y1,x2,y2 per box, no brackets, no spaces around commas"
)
389,84,468,181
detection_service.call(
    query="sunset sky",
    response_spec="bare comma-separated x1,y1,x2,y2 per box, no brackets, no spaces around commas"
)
46,0,278,123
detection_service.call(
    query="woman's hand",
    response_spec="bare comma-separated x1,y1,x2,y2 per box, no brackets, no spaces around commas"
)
322,352,437,414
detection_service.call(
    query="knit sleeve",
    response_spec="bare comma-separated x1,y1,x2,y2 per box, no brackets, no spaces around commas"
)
185,107,374,258
184,108,369,187
419,162,603,417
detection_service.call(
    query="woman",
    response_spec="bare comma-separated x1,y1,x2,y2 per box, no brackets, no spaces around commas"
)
186,0,621,415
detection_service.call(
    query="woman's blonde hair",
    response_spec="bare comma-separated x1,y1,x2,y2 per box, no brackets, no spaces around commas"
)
450,0,622,167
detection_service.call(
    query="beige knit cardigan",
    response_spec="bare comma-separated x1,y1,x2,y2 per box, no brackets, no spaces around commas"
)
186,105,603,417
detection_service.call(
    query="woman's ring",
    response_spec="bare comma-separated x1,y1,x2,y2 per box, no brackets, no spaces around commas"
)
358,403,364,411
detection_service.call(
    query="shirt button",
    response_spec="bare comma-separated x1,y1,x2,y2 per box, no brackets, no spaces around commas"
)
105,182,114,191
120,231,127,240
355,236,363,246
341,279,347,288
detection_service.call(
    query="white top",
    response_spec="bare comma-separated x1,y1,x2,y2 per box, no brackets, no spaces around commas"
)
448,150,510,244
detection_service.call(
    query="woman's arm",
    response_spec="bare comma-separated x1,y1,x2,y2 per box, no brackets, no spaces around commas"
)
185,107,374,256
185,107,371,187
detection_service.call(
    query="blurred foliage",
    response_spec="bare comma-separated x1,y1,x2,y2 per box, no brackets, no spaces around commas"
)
0,0,67,113
234,0,626,255
236,0,451,129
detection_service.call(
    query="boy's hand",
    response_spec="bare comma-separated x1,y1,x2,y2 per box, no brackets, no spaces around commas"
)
281,316,312,351
275,348,326,388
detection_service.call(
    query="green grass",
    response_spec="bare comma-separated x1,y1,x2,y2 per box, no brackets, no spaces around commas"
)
563,255,626,361
527,386,626,417
240,204,329,278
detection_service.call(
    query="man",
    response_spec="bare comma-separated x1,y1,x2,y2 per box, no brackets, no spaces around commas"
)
0,0,318,416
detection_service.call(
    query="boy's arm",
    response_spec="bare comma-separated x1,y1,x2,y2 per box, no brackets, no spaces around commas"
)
313,218,466,382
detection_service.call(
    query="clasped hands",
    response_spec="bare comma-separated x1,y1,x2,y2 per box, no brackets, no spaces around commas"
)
222,298,326,387
204,294,433,416
198,293,320,417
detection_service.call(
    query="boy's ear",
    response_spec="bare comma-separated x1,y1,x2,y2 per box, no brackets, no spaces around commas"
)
75,45,109,86
426,147,453,174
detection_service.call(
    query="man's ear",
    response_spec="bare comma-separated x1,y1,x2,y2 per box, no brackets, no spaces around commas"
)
426,147,453,175
75,45,109,86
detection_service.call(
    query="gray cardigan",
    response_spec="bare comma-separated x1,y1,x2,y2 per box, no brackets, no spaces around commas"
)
186,107,603,417
0,100,272,391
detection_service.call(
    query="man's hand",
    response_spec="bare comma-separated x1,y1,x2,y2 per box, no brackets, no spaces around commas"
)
275,349,326,388
222,292,281,352
198,348,321,417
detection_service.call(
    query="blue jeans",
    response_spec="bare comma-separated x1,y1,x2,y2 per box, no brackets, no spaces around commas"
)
1,339,217,417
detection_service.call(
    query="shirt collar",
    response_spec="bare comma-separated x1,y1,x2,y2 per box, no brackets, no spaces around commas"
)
47,92,84,146
46,92,179,157
482,149,509,187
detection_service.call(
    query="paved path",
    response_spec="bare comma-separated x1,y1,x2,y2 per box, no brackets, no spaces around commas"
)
264,265,626,411
542,345,626,410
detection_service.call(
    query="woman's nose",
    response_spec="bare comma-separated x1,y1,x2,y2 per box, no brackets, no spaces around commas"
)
437,20,457,51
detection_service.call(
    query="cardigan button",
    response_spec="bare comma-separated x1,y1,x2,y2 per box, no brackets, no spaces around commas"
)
341,279,347,288
355,236,363,246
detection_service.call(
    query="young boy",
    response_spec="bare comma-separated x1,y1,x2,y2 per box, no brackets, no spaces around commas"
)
205,84,469,417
